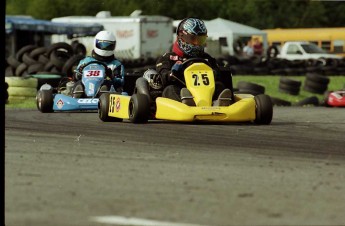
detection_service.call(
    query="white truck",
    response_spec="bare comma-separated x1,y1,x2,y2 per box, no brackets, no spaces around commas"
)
275,41,342,60
51,11,173,60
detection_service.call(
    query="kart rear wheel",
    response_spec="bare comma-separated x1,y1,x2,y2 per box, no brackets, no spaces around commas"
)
254,94,273,125
98,93,123,122
129,94,150,123
36,90,54,113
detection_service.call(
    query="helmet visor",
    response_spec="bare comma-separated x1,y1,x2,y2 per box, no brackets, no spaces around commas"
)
95,39,116,51
180,33,207,46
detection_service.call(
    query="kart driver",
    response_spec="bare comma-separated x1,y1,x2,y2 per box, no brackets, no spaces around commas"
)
135,17,232,106
72,30,125,98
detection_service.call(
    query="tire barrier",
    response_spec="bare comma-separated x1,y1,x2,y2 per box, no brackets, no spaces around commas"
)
6,42,87,79
4,82,9,104
293,96,320,107
303,72,330,94
224,49,345,76
235,81,265,96
269,96,291,106
5,77,38,102
278,77,302,96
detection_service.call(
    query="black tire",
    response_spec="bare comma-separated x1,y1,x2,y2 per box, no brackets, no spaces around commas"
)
5,66,15,77
278,83,300,95
234,89,261,96
128,94,150,123
7,54,21,68
22,52,38,65
270,96,291,106
27,63,45,75
303,84,325,94
266,45,279,59
38,54,50,64
15,45,37,62
237,81,265,94
254,94,273,125
29,47,47,60
49,50,71,70
294,96,320,107
72,43,87,56
322,91,332,107
303,80,328,94
306,73,330,85
279,77,302,87
62,54,84,77
46,42,73,56
36,89,54,113
15,63,28,77
98,93,123,122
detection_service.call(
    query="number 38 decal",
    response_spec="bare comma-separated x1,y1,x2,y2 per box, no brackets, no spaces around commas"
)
192,74,210,86
84,70,102,77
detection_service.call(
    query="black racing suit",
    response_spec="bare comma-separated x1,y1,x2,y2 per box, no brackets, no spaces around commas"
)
155,51,225,102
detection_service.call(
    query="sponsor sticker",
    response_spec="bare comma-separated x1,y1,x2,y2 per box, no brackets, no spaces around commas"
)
169,55,179,60
56,99,64,109
77,99,99,104
116,97,121,112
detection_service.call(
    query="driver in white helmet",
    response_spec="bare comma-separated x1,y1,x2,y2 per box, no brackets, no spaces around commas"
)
72,30,125,97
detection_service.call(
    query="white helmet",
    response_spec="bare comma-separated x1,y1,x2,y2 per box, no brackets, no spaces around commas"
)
94,30,116,57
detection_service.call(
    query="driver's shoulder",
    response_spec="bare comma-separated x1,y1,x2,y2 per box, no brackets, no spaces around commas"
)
79,56,95,65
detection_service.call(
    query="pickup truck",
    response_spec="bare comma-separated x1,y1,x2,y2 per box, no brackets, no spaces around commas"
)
272,41,342,60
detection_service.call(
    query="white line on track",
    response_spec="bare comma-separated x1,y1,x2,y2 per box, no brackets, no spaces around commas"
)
91,216,207,226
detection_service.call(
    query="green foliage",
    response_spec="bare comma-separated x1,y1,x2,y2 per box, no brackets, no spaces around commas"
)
5,0,345,28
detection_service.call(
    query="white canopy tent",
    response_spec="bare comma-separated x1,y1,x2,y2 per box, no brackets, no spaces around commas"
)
173,18,268,56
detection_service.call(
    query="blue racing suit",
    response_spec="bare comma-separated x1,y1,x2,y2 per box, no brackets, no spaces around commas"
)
75,56,125,91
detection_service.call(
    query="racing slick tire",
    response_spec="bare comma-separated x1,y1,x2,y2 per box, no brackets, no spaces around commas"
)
98,93,123,122
254,94,273,125
36,89,54,113
129,94,150,123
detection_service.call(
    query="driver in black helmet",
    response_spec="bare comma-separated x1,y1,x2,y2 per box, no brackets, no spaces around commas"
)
135,17,232,106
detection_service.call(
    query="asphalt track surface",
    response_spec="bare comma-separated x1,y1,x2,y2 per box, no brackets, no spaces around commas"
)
5,107,345,226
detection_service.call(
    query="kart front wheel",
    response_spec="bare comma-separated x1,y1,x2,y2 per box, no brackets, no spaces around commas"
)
129,94,150,123
98,93,122,122
36,90,54,113
254,94,273,125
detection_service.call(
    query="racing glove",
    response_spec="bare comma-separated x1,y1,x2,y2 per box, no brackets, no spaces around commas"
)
106,68,114,79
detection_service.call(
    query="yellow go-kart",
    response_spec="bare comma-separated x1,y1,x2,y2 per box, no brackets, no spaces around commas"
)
98,58,273,124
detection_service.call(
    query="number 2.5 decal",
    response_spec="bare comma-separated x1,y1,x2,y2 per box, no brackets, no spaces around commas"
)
192,74,209,86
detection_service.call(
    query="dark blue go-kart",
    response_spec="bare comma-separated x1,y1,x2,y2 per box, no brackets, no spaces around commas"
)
36,61,115,113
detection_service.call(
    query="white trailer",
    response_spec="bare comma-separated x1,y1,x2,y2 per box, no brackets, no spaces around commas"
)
51,11,173,60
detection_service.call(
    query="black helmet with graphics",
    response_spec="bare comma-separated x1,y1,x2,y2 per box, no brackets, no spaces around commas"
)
176,17,208,57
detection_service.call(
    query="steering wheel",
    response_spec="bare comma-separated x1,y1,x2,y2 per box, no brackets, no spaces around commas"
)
170,58,213,86
180,58,212,71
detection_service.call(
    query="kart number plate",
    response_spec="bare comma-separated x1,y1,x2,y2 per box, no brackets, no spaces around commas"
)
83,70,104,78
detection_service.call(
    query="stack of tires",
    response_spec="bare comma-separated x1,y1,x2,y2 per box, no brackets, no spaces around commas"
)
278,77,302,95
4,82,9,104
5,42,86,86
5,77,38,102
5,42,86,102
303,72,330,94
